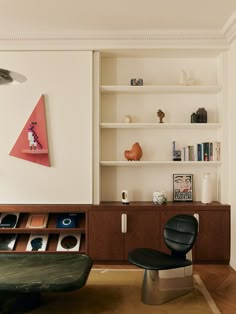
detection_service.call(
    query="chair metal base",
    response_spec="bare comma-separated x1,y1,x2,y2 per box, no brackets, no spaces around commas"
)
141,269,194,305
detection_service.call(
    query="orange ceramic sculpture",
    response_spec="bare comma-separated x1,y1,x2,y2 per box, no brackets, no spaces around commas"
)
124,142,143,161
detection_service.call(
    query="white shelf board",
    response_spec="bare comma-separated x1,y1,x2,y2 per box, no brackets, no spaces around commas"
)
100,161,221,166
100,85,222,94
100,123,222,129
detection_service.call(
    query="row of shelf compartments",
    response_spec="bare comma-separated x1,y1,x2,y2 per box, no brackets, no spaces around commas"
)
100,89,221,124
0,233,86,254
0,213,86,230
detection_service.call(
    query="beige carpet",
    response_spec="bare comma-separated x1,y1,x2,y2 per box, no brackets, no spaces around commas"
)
30,269,221,314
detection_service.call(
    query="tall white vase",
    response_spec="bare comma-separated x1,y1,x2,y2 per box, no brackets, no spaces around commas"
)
201,173,212,204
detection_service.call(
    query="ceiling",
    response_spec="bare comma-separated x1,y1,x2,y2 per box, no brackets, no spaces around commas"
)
0,0,236,35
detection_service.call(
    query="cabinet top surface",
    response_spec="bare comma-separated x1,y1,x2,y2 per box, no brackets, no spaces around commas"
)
93,201,230,210
0,204,91,213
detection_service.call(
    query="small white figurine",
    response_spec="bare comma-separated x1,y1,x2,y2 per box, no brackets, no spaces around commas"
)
179,70,188,85
124,115,132,123
179,69,196,86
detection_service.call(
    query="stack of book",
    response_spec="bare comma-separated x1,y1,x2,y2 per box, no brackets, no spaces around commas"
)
181,141,220,161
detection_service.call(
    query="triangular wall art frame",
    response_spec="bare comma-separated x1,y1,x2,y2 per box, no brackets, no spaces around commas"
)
9,95,50,167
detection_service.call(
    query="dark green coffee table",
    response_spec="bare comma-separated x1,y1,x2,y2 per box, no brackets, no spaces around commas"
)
0,253,93,314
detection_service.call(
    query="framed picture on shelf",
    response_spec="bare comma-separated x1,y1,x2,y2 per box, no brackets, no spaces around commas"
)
26,234,48,251
0,213,20,228
56,233,81,252
0,234,17,250
56,214,78,228
173,174,193,202
26,214,49,228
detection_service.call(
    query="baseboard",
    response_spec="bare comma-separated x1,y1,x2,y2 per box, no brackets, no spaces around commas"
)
229,258,236,270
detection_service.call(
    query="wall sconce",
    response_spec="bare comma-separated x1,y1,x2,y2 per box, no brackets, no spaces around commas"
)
0,68,27,85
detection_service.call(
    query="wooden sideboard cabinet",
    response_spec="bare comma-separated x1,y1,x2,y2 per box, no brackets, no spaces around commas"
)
88,204,159,261
89,202,230,264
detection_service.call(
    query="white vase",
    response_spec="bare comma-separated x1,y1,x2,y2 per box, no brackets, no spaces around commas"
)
201,173,212,204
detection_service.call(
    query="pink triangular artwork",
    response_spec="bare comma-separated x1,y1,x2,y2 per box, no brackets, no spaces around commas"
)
9,95,50,167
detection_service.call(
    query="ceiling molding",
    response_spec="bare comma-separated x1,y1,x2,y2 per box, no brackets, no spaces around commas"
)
222,11,236,43
1,11,236,51
0,31,229,51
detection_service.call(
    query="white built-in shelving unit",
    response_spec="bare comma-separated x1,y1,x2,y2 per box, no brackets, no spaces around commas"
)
93,50,227,204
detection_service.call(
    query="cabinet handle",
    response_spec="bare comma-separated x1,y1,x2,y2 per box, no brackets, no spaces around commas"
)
194,213,199,232
121,213,127,233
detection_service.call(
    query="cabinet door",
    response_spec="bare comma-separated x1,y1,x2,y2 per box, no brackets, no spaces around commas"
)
196,210,230,263
160,209,230,263
124,211,159,259
89,209,160,261
89,210,124,261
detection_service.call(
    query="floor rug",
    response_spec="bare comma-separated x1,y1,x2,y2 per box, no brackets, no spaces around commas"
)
30,269,221,314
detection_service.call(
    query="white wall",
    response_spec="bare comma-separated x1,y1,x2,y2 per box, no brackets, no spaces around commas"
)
228,40,236,268
0,51,93,204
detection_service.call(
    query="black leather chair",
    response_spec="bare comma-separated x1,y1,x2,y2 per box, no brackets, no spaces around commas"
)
128,214,198,305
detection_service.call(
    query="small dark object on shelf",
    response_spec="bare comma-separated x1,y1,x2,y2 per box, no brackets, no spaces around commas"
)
196,108,207,123
157,109,165,123
173,150,181,161
136,79,143,86
130,78,137,86
191,112,197,123
191,108,207,123
130,78,143,86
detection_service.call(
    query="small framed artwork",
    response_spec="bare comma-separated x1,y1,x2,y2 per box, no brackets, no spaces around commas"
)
26,214,48,228
173,174,193,202
0,213,20,228
0,234,17,250
26,234,48,252
56,214,77,229
56,233,81,252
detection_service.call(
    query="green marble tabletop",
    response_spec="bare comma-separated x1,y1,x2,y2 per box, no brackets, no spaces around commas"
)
0,253,93,293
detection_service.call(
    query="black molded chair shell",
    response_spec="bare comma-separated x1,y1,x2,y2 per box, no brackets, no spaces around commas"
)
128,214,198,271
164,214,198,257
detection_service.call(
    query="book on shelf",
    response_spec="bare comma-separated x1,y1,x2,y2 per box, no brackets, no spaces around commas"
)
212,141,221,161
189,145,195,161
183,146,189,161
203,142,210,161
181,145,196,161
202,141,221,161
0,234,17,250
56,233,81,252
197,143,203,161
26,234,48,252
26,214,49,228
209,142,213,161
0,213,20,228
